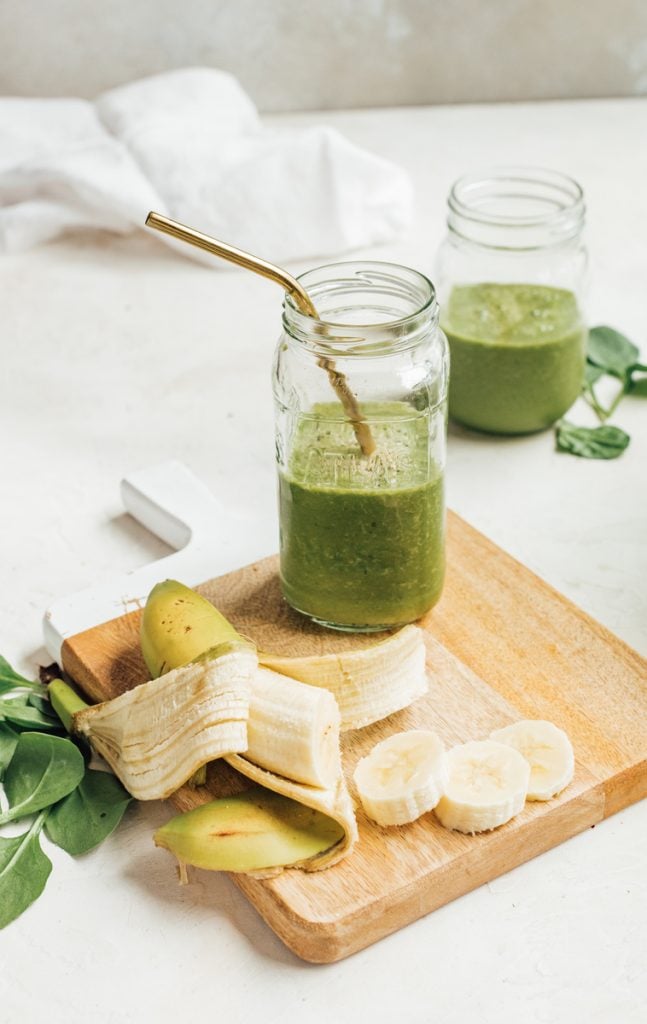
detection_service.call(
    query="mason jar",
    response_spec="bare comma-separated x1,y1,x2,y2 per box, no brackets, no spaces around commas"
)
436,167,588,434
273,261,449,632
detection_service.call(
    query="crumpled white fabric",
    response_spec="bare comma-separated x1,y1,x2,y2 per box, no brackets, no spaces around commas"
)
0,68,413,263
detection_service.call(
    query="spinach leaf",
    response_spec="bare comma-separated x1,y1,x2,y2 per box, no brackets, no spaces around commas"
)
46,770,132,855
27,693,60,720
556,420,630,460
1,700,63,732
0,653,136,927
583,361,605,387
0,722,19,778
0,655,41,696
565,325,644,457
587,326,640,379
0,733,84,824
0,812,52,929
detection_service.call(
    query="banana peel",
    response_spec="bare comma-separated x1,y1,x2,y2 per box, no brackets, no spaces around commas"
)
141,579,248,678
224,755,358,874
154,786,347,875
73,650,257,800
259,625,429,731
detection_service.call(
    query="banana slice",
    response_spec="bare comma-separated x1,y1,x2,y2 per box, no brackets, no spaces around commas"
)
435,740,530,834
74,649,256,800
259,625,428,731
490,720,574,801
353,730,447,826
245,668,341,789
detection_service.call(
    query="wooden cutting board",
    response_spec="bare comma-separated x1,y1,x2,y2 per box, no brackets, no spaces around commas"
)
60,511,647,963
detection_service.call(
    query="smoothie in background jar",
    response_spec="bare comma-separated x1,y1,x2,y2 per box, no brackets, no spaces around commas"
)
436,168,588,434
442,282,586,434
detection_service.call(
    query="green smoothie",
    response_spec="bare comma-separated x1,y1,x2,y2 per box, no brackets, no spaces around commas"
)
279,402,444,630
442,283,586,434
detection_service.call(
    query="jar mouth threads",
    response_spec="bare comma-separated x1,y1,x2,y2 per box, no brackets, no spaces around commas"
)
448,167,585,250
283,260,438,354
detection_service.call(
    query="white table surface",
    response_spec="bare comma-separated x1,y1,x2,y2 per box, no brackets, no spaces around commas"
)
1,97,645,1023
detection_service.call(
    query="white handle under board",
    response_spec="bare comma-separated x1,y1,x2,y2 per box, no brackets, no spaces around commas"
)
43,460,267,664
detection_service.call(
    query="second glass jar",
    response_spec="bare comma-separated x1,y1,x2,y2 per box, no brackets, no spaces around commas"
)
436,167,588,434
273,261,449,632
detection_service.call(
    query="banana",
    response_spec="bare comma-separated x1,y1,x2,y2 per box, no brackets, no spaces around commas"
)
154,787,346,875
490,720,574,801
141,580,343,791
353,729,447,826
259,625,428,731
74,649,256,800
223,675,355,873
246,668,341,789
435,740,530,834
140,579,357,872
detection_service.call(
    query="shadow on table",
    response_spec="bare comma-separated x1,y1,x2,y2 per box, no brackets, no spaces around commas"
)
122,802,307,968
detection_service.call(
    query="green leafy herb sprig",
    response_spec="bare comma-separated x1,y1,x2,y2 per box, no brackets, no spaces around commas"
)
556,326,647,459
0,655,131,928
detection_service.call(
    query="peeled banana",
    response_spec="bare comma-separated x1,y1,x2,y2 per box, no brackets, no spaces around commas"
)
74,650,257,800
246,668,341,789
354,730,447,826
259,625,428,731
141,580,344,792
490,720,574,801
142,580,357,871
435,740,530,834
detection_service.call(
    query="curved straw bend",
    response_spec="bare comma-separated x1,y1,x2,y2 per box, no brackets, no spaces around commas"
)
145,212,375,456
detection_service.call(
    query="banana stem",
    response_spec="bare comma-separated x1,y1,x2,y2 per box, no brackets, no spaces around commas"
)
48,679,89,733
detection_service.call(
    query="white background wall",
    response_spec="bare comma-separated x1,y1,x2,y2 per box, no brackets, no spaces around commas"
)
1,0,647,110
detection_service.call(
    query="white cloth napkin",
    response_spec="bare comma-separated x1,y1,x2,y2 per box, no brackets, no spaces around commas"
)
0,68,413,263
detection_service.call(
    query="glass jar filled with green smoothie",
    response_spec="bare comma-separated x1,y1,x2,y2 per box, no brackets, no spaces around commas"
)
273,261,449,632
436,168,587,434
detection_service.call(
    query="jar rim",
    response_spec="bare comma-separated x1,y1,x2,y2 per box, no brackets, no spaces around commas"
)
283,260,438,354
448,166,584,227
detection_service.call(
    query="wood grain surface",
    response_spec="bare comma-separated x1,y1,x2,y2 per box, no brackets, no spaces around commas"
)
61,511,647,963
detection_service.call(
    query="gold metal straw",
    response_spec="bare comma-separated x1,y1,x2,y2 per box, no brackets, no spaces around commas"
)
145,211,375,456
